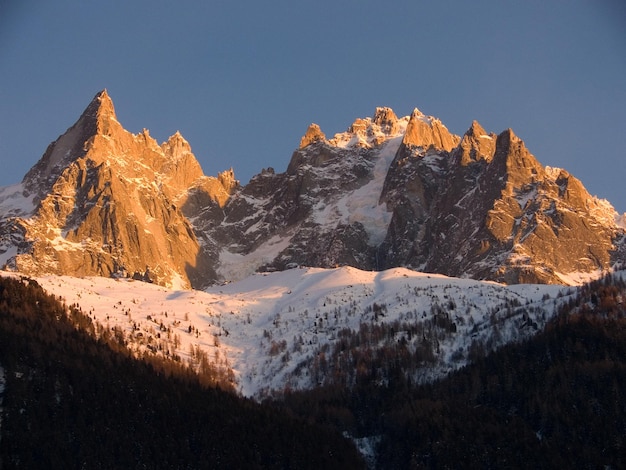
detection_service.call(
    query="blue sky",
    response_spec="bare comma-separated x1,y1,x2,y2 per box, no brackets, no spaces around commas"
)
1,1,625,210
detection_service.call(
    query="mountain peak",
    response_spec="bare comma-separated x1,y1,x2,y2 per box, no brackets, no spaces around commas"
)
14,90,214,289
500,127,518,141
467,120,488,137
373,107,399,134
96,88,114,109
83,89,116,123
299,123,326,149
455,120,495,165
22,90,122,189
402,108,459,151
162,130,192,156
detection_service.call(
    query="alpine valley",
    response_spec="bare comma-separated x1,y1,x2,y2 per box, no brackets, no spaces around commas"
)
2,90,626,468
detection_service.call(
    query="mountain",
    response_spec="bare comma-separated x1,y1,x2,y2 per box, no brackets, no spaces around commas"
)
1,90,624,287
0,90,236,288
226,107,625,284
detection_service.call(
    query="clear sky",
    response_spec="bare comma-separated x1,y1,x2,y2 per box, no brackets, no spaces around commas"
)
1,1,625,210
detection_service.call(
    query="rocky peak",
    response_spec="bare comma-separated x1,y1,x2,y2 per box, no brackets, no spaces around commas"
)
6,90,224,289
70,89,123,142
491,128,544,189
162,131,192,159
217,168,237,190
372,107,399,135
346,118,369,136
22,90,125,194
467,120,488,138
158,131,205,192
299,123,326,149
402,108,459,151
84,89,117,130
329,107,406,148
455,120,496,165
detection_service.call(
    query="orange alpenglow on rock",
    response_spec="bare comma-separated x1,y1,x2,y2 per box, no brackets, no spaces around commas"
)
14,90,236,289
299,123,326,149
1,93,624,288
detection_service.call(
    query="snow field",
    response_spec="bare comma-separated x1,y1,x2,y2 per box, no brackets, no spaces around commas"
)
19,266,568,398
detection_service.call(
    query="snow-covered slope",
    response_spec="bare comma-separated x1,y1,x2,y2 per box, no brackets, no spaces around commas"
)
20,266,567,398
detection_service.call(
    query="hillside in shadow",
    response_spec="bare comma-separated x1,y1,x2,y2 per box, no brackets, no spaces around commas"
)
0,276,363,469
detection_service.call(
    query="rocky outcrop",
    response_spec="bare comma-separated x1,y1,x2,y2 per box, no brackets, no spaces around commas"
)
454,120,496,165
402,108,460,151
299,124,326,149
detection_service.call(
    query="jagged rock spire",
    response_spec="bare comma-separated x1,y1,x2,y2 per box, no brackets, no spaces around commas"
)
77,89,120,136
402,108,459,151
467,120,487,137
299,123,326,149
455,120,496,165
372,107,399,135
22,90,126,190
86,89,116,119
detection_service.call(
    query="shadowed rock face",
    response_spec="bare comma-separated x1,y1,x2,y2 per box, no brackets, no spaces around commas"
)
1,91,624,286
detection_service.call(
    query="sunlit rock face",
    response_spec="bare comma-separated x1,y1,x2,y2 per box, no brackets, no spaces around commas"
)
1,91,624,287
401,108,460,151
4,90,236,288
299,123,326,149
378,123,621,284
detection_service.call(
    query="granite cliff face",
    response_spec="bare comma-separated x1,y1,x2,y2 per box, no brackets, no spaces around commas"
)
204,106,624,284
0,91,236,288
378,123,621,284
0,91,624,286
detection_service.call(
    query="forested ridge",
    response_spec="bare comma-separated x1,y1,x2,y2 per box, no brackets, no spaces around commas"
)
0,276,363,469
272,273,626,469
